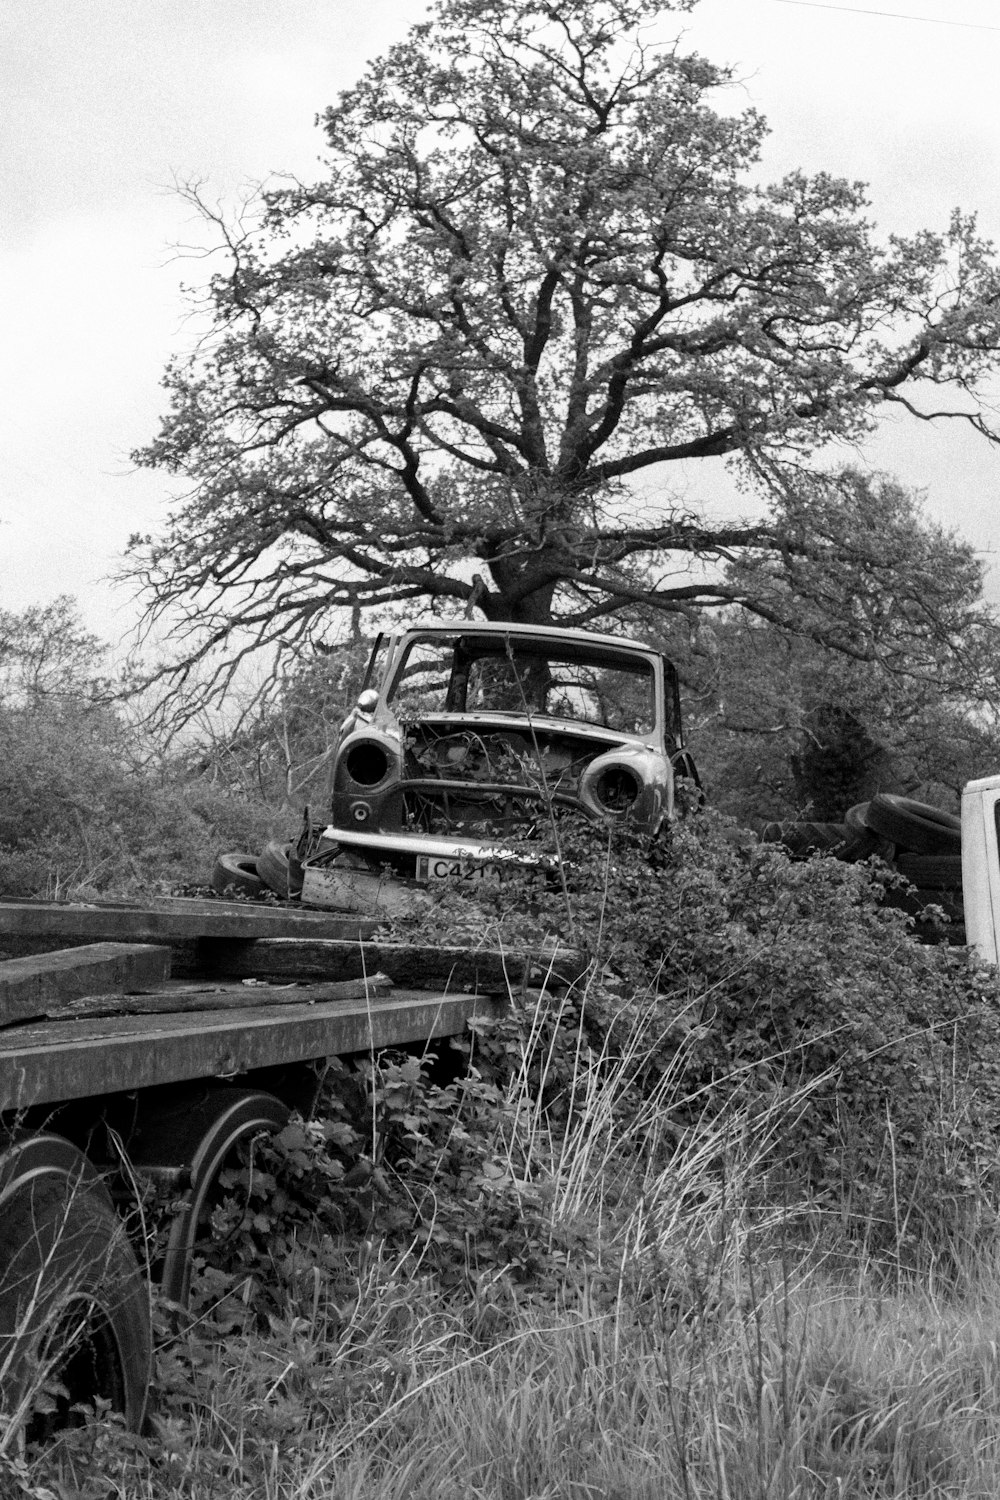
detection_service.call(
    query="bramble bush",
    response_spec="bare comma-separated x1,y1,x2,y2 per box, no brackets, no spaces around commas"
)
387,811,1000,1267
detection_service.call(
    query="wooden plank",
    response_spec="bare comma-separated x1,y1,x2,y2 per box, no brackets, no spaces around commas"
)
195,936,585,988
0,901,584,992
42,973,394,1021
0,943,171,1027
0,989,506,1109
0,898,379,946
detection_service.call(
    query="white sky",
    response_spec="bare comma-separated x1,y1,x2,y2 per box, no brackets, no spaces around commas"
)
3,0,1000,647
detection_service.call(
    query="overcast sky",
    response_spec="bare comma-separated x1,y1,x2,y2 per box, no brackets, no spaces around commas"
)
4,0,1000,647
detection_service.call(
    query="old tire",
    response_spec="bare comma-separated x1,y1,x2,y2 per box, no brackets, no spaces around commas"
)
256,840,303,900
759,821,848,856
838,803,896,862
864,795,961,856
845,802,871,834
0,1136,151,1440
211,851,264,898
895,853,964,889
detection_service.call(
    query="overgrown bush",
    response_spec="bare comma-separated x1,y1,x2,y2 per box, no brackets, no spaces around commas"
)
645,607,1000,824
386,812,1000,1265
0,596,279,899
125,810,1000,1333
0,699,277,898
186,641,372,812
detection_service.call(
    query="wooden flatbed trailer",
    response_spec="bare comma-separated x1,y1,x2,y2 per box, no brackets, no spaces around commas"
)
0,897,567,1438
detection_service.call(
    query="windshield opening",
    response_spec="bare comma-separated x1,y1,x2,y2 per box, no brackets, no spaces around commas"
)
387,634,657,736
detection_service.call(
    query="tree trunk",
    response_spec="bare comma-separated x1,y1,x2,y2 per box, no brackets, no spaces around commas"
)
481,557,558,626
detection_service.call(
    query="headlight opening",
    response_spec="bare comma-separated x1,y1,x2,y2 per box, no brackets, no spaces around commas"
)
591,764,641,814
344,740,393,787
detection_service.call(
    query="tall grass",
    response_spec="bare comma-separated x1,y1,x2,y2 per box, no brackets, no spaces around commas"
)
30,1255,1000,1498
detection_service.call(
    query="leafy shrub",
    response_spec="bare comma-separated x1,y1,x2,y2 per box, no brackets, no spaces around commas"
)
0,596,280,899
178,808,1000,1315
387,812,1000,1267
0,698,277,898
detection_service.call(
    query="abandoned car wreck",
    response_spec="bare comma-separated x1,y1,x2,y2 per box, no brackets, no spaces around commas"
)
298,622,696,910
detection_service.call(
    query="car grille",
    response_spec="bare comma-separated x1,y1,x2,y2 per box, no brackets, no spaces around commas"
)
401,778,583,837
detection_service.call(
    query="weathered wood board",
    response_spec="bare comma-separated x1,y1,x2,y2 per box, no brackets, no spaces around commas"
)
0,901,383,977
0,900,584,986
0,943,172,1027
194,936,583,988
0,988,505,1109
42,973,394,1021
0,894,379,942
0,898,379,945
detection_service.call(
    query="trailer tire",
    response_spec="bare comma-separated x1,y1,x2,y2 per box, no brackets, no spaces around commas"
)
129,1087,291,1308
864,795,961,855
211,851,265,898
256,840,304,900
0,1136,150,1440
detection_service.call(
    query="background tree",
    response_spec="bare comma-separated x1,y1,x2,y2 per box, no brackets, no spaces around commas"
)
661,553,1000,825
0,597,108,704
134,0,1000,709
0,597,274,899
189,640,372,812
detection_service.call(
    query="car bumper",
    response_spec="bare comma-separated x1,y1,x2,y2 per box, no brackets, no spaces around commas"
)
299,824,540,912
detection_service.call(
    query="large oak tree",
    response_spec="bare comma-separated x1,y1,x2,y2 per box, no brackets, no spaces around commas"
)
133,0,1000,704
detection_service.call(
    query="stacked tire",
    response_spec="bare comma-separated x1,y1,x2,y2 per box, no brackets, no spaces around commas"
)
210,841,304,900
759,821,853,858
758,815,893,863
255,840,304,899
759,794,963,936
853,794,964,930
210,851,264,898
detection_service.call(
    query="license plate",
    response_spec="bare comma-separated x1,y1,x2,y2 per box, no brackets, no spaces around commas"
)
415,854,496,883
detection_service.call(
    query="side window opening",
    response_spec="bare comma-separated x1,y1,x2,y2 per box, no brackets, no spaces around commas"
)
361,634,387,694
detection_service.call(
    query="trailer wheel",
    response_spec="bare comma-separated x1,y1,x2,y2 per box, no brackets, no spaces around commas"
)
129,1087,290,1308
0,1135,150,1440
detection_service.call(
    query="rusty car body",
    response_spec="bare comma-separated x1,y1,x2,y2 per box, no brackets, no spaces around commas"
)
301,622,692,909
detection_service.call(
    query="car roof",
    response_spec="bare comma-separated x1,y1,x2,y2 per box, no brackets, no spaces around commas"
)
395,619,660,655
